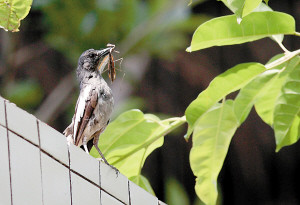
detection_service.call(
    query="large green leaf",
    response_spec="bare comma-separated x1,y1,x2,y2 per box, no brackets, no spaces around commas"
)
190,100,238,205
274,62,300,151
187,11,295,52
90,110,165,177
129,175,155,196
255,56,300,125
90,110,186,178
252,2,283,43
0,0,33,32
234,69,281,124
220,0,262,19
185,63,265,136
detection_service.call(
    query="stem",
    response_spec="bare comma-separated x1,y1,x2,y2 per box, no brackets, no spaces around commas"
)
111,116,187,165
294,32,300,37
162,117,183,123
265,49,300,69
277,41,290,53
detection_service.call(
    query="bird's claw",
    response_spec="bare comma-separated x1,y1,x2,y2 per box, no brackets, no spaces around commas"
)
109,164,119,176
97,158,119,176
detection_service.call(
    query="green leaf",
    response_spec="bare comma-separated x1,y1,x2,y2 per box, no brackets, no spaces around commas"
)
220,0,262,19
90,110,166,177
187,11,295,52
0,0,33,32
165,178,189,205
185,63,265,136
234,69,281,124
274,62,300,151
264,0,269,4
253,2,283,43
129,175,155,196
190,100,238,205
90,110,186,178
255,56,300,125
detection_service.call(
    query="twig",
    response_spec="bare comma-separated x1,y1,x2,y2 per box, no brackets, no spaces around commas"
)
277,41,290,53
265,49,300,69
294,32,300,37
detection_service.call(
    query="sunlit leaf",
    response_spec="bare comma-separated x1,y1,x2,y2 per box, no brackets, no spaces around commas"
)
253,2,283,43
234,69,281,124
185,63,265,137
255,56,300,125
90,110,184,178
190,100,238,205
130,175,155,196
0,0,33,32
187,11,295,52
274,62,300,151
220,0,262,19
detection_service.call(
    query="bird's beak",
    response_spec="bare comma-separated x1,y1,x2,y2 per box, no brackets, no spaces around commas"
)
96,48,111,58
96,45,115,74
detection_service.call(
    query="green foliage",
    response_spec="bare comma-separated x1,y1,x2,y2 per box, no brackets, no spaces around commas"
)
36,0,204,61
0,0,33,31
234,69,281,124
190,100,238,205
7,0,300,203
3,80,44,110
90,109,186,178
254,55,296,126
220,0,262,19
187,11,295,52
274,58,300,151
185,63,266,137
184,2,300,204
130,175,155,196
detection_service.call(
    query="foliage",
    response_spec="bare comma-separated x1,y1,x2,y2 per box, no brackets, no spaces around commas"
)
0,0,33,31
3,0,300,204
92,1,299,204
190,100,238,204
3,79,44,110
89,109,186,193
185,1,300,204
34,0,208,61
186,11,295,52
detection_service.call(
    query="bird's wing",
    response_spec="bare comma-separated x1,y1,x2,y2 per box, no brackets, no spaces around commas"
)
73,85,98,146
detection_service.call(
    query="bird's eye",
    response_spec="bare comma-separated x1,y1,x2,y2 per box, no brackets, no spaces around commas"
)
89,53,95,58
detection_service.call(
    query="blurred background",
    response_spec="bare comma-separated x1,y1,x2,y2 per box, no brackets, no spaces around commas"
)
0,0,300,204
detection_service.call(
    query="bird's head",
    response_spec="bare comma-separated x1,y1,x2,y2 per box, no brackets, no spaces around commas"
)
78,48,111,71
77,48,112,82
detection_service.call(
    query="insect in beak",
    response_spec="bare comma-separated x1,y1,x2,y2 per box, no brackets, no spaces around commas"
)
108,52,116,82
97,43,118,83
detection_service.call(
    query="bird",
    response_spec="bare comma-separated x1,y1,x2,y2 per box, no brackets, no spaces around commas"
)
64,46,115,168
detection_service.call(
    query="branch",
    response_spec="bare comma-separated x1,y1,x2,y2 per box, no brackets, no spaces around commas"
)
265,49,300,69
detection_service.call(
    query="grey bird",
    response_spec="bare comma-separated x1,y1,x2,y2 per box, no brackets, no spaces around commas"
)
64,47,114,166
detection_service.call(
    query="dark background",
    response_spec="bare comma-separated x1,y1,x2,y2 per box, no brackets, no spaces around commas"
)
0,0,299,204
